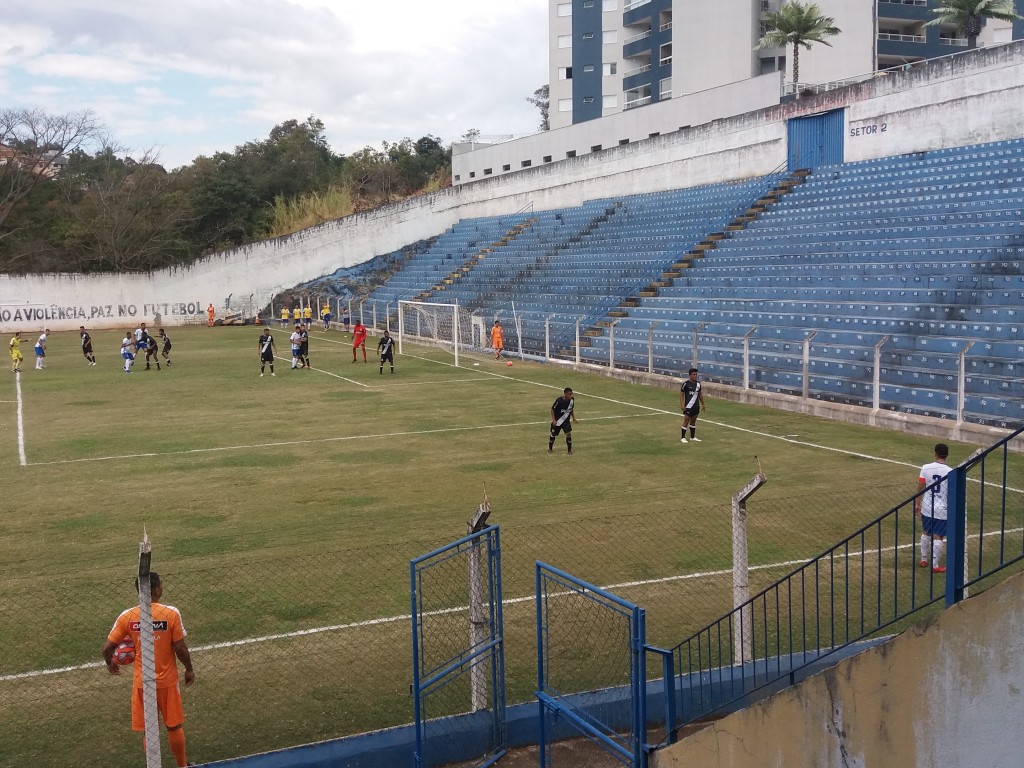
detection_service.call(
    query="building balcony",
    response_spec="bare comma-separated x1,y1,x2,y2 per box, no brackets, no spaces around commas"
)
623,95,652,110
878,32,925,43
624,0,652,11
939,36,968,46
624,63,653,78
624,29,652,45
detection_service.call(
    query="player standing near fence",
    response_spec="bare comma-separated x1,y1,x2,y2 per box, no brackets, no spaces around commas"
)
680,368,706,443
80,326,97,365
548,387,576,454
490,320,504,360
101,572,195,768
916,443,952,573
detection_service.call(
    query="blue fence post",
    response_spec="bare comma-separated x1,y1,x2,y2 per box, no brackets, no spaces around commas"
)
409,560,422,768
634,608,647,768
945,465,967,607
536,562,547,768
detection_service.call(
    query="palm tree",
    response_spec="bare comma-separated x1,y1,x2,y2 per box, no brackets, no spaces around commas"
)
755,1,841,87
925,0,1022,50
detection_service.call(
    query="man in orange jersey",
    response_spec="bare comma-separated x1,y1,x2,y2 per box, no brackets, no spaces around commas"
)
490,320,504,360
206,303,216,327
102,572,195,767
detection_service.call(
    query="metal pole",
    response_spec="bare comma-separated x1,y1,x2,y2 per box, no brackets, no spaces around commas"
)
802,331,817,399
743,327,757,390
732,472,767,667
545,315,554,361
873,336,889,410
575,318,582,366
957,341,975,423
609,320,619,370
468,530,486,711
647,321,659,374
692,322,706,369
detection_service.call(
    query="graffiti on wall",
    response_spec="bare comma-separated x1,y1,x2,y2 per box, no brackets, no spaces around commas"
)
0,302,205,323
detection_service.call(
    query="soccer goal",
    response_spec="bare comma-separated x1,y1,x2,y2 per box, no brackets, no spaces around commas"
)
397,300,462,366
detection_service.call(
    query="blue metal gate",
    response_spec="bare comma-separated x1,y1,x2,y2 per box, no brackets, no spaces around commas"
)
535,562,647,768
787,108,844,170
411,526,506,768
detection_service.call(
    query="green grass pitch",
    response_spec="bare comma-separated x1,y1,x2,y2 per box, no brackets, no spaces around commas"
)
0,323,1002,767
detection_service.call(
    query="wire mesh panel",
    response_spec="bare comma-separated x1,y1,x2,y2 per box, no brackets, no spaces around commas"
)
411,526,506,768
536,562,646,768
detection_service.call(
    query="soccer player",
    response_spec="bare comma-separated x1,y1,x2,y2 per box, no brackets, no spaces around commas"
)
322,303,331,331
548,387,577,454
916,443,953,573
291,306,301,326
289,324,302,369
679,368,706,443
377,330,395,374
490,320,504,360
121,331,136,373
299,324,310,368
134,323,148,354
206,304,216,327
280,306,289,328
9,331,24,373
159,329,173,366
80,326,97,365
303,304,313,328
102,572,195,768
342,307,350,336
258,327,276,376
352,320,367,362
34,328,48,370
144,332,161,370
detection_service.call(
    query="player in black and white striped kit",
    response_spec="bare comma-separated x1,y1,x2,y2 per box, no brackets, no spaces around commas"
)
680,368,706,443
548,388,577,454
258,328,276,377
377,330,395,374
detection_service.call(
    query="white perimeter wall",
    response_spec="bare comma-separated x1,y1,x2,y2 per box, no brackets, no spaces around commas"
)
2,42,1022,333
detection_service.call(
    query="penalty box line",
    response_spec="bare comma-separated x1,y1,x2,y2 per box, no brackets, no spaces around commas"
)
9,525,1022,683
23,412,661,467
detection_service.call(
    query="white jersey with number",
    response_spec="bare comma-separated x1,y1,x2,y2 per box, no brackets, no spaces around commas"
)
919,461,952,520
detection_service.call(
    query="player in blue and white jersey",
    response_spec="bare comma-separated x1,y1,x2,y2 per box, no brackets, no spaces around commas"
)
916,443,953,573
34,329,49,369
120,331,136,373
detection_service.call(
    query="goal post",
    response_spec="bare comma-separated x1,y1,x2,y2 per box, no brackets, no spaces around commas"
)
397,301,462,367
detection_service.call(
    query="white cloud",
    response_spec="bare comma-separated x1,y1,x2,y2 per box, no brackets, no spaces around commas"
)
1,0,549,167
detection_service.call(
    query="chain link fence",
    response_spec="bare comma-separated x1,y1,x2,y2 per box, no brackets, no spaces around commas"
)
1,480,912,767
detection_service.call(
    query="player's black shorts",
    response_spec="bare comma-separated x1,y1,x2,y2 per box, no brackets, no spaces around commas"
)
381,349,394,363
261,352,274,362
82,344,93,355
550,421,572,437
162,342,172,353
683,406,701,418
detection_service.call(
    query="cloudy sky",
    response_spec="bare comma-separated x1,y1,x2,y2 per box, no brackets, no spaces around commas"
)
2,0,549,169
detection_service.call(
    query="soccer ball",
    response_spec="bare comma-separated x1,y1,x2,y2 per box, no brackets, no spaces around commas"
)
506,361,513,367
113,638,136,666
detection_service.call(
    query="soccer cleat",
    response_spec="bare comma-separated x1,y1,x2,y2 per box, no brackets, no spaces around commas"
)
260,373,264,377
690,437,701,442
680,438,688,443
271,372,275,376
547,447,553,453
932,566,946,574
567,449,573,455
918,559,928,568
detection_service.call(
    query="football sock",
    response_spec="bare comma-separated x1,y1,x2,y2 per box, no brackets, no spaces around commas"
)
681,427,686,440
690,427,696,438
167,727,187,767
932,540,945,569
566,436,572,452
919,534,929,561
390,366,394,373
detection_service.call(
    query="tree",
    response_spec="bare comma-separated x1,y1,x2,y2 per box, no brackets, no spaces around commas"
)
527,85,550,131
0,108,103,230
755,1,841,86
925,0,1022,50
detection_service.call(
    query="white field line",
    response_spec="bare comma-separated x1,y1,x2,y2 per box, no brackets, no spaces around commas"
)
6,526,1020,684
23,412,661,467
15,370,26,466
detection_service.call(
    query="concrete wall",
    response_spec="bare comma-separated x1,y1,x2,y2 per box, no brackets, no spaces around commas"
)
2,42,1023,334
652,568,1024,768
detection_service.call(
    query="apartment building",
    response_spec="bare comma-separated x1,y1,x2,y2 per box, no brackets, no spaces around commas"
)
550,0,1024,129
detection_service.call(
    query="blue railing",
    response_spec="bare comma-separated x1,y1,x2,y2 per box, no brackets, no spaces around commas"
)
651,424,1024,744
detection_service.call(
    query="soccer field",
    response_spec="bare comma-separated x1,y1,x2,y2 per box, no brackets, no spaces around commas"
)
0,324,996,767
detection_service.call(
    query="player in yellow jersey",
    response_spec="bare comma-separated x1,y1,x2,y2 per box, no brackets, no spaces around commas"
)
103,572,195,767
280,306,289,328
303,304,313,326
9,331,24,373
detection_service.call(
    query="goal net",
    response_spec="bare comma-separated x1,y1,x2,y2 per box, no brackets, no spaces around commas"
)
397,301,463,367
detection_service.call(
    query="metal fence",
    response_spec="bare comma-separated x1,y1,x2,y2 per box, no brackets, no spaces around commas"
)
0,480,943,767
653,424,1024,743
535,562,646,768
411,525,506,768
